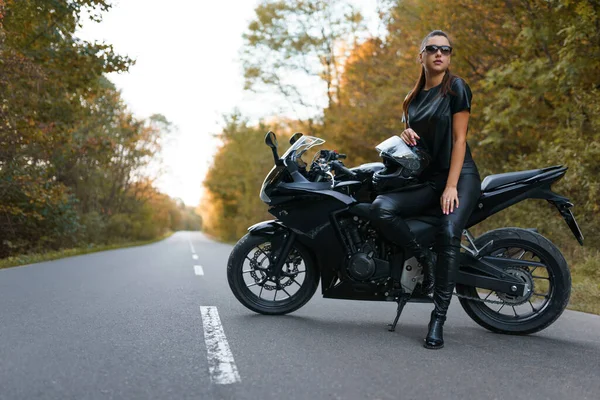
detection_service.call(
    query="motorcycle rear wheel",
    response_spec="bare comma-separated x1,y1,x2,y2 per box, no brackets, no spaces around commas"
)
457,227,571,335
227,233,319,315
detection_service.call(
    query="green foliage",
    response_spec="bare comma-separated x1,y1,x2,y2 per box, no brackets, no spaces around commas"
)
80,211,105,243
242,0,365,110
201,114,277,242
0,1,199,259
172,204,203,232
468,0,600,248
324,37,407,164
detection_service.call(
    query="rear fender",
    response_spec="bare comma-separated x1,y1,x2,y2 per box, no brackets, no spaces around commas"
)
529,188,584,245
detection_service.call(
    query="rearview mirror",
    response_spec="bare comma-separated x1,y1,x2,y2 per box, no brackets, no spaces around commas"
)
265,131,278,149
289,132,303,145
264,131,281,165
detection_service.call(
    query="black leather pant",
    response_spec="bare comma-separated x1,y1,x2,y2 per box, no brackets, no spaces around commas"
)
370,172,481,318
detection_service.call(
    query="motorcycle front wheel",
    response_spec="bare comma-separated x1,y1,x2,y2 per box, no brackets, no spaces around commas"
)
227,233,319,315
457,227,571,335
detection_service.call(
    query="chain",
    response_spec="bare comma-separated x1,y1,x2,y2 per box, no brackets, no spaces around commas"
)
452,292,507,305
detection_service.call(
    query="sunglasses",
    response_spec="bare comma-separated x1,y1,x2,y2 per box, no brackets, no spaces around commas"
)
421,45,453,56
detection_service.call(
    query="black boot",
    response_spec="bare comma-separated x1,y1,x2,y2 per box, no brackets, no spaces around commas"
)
424,310,445,349
405,239,436,294
423,222,461,349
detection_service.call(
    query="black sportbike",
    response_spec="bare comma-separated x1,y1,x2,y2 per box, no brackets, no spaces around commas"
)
227,131,584,334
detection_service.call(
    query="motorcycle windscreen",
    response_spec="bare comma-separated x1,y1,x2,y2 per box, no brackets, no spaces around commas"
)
281,136,325,161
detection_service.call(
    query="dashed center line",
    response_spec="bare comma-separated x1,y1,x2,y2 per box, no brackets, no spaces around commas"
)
192,254,199,260
188,233,197,254
200,306,241,384
194,265,204,276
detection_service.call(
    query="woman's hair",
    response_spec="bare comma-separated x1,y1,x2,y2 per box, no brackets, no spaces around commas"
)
402,30,458,127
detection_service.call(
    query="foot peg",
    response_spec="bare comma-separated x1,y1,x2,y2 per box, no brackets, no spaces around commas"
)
388,295,409,332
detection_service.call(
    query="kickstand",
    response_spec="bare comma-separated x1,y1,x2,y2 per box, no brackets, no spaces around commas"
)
388,296,409,332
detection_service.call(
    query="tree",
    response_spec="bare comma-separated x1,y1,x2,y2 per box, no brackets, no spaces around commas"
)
0,0,187,257
201,114,274,241
241,0,366,117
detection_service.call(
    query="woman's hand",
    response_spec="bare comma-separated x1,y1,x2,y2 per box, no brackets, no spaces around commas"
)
441,186,459,215
400,128,420,146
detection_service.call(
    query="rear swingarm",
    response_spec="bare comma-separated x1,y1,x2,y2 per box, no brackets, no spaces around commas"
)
457,252,529,297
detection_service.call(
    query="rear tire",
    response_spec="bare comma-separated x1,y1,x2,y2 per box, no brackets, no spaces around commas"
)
457,228,571,335
227,233,319,315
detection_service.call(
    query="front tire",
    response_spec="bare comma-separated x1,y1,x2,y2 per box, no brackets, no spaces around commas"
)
457,228,571,335
227,233,319,315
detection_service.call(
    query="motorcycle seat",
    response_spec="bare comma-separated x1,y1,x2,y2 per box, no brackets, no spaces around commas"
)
481,165,563,192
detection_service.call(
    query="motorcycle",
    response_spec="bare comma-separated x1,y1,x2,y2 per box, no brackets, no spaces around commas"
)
227,131,584,334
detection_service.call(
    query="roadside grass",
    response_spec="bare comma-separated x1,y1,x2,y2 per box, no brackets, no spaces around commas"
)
0,231,175,270
568,250,600,315
570,278,600,315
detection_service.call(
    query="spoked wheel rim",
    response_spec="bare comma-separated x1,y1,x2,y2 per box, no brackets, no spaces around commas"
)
240,242,308,306
463,245,555,324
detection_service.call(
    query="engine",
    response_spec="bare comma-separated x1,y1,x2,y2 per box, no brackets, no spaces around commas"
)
339,217,390,282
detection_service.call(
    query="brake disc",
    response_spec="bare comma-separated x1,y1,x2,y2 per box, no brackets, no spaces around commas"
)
248,245,301,291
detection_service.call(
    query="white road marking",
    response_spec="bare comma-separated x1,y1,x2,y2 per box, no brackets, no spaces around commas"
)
192,254,199,260
200,306,241,384
189,233,196,254
194,265,204,276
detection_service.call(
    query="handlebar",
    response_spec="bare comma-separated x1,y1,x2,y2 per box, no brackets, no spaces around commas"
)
330,160,357,179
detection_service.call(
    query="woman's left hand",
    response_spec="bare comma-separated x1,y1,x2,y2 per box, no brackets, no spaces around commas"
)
441,186,459,215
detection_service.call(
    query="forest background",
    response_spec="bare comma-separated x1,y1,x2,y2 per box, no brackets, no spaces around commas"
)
201,0,600,314
0,0,201,266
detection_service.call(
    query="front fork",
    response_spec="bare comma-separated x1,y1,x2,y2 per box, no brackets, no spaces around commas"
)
268,231,297,279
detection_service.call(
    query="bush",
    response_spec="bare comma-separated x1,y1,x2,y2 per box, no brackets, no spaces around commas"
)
80,211,106,244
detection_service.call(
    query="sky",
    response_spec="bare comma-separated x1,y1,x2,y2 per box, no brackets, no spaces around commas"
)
77,0,380,206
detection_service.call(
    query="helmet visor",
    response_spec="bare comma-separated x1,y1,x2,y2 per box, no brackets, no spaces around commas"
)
375,136,420,170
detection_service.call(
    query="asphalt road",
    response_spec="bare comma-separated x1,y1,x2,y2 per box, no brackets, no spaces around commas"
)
1,231,599,400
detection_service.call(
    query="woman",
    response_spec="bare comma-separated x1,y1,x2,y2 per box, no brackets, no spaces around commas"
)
370,30,481,349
